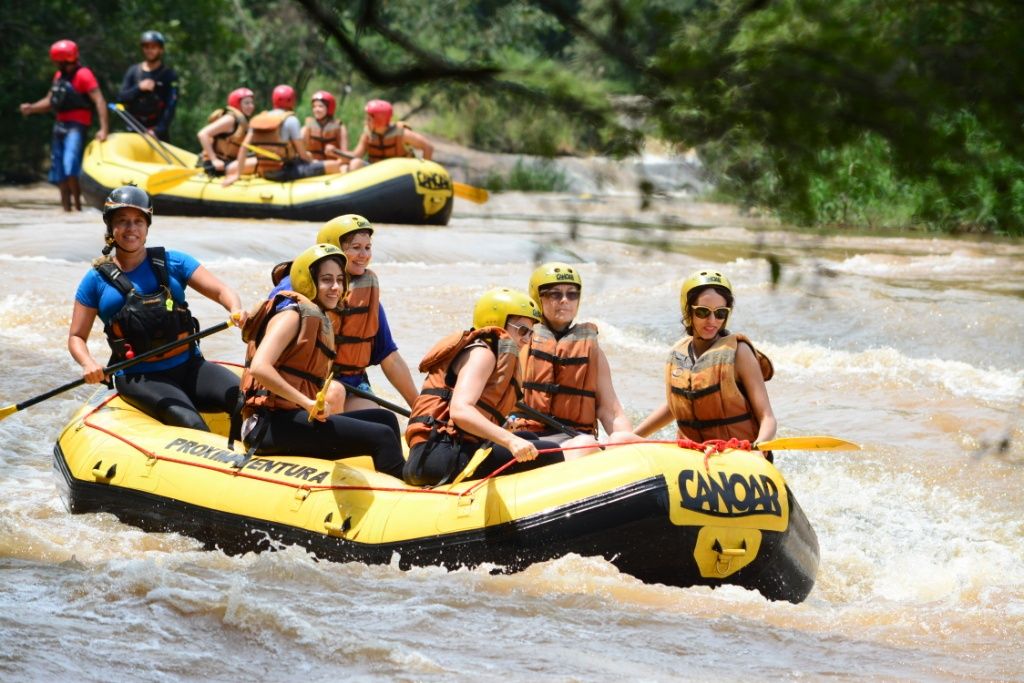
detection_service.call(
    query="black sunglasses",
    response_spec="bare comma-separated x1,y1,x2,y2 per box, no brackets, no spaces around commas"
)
691,306,730,320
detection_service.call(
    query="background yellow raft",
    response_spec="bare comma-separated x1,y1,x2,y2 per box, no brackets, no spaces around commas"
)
79,132,454,224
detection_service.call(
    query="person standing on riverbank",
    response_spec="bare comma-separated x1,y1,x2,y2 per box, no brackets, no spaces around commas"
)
634,269,777,452
117,30,178,141
18,39,109,212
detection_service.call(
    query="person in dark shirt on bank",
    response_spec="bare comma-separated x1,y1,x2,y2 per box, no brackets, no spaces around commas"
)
117,30,178,141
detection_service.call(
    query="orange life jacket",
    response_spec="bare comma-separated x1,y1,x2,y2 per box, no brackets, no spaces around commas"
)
365,123,413,163
405,328,521,448
203,106,249,163
304,116,341,160
239,291,336,417
248,109,297,176
332,270,380,377
510,322,600,435
666,333,774,442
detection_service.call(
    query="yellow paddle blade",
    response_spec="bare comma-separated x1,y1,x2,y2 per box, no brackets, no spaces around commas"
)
453,182,489,204
146,167,203,194
756,435,861,451
244,143,282,161
450,447,492,487
0,404,18,422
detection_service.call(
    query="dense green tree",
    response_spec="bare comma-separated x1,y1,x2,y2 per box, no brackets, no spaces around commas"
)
5,0,1024,234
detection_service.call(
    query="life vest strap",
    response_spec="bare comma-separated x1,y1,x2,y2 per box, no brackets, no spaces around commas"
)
676,412,752,430
523,381,597,399
528,349,589,366
670,383,721,400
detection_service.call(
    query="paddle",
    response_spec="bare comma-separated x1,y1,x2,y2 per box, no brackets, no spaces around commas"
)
308,371,335,422
146,167,204,194
513,401,587,439
344,383,411,417
0,320,233,423
453,182,489,204
449,446,492,488
109,103,188,167
244,142,282,161
755,435,860,451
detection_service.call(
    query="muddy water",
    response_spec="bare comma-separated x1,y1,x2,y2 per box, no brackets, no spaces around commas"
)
1,185,1022,681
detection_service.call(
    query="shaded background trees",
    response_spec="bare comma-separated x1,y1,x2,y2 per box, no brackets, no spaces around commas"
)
4,0,1023,235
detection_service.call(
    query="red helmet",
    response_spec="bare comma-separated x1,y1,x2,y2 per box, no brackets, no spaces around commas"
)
271,84,296,110
365,99,393,126
311,90,336,117
227,87,254,110
49,39,79,63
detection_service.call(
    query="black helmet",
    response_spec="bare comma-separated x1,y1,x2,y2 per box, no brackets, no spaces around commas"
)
140,30,165,46
103,185,153,227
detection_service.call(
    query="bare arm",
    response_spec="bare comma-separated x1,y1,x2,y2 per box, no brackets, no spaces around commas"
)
403,130,433,160
186,264,246,325
197,114,234,170
736,342,777,444
449,346,537,461
379,350,420,408
19,93,52,116
68,301,105,383
634,402,673,438
87,88,108,140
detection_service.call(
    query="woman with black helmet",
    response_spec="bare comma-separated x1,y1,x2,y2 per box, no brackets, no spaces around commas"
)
68,185,246,432
634,269,777,451
238,244,405,478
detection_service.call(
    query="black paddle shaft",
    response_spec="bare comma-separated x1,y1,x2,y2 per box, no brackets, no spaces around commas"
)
14,321,230,412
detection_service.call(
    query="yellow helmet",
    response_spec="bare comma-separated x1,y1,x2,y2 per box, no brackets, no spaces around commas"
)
289,243,348,301
528,262,583,304
316,214,374,248
473,287,542,329
680,269,733,327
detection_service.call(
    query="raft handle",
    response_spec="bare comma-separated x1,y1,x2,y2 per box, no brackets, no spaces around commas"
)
91,461,117,482
712,539,747,576
323,512,350,536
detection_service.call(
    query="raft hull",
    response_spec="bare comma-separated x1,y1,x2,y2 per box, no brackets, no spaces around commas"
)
53,389,819,603
80,133,454,224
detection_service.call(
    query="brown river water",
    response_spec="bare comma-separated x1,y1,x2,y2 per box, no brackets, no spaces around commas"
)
1,184,1022,681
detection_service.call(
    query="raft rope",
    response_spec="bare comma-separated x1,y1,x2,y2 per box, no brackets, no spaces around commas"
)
78,395,758,497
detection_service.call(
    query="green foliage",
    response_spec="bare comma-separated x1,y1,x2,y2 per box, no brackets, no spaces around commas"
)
484,158,570,193
5,0,1024,234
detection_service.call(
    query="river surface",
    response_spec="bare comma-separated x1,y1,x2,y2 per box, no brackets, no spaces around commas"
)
1,185,1022,681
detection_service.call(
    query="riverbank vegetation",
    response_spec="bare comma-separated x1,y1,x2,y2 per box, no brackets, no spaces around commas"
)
4,0,1022,235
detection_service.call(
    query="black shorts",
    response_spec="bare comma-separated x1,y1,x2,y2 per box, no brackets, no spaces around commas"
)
264,160,325,182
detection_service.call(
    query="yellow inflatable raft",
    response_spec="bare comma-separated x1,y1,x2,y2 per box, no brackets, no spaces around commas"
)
80,132,454,224
53,385,819,603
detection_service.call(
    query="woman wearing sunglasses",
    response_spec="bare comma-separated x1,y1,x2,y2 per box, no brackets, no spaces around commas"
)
403,287,568,486
634,269,777,450
510,262,638,450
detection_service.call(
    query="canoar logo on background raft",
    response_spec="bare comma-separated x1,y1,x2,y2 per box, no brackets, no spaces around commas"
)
415,171,451,191
164,438,331,483
678,469,782,517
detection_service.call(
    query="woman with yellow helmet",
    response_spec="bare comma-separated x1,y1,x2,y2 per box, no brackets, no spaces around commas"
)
403,287,567,486
510,262,638,450
267,214,419,413
634,269,777,451
238,243,404,477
